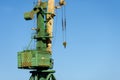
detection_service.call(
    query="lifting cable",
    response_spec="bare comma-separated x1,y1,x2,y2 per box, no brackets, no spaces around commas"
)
62,5,67,48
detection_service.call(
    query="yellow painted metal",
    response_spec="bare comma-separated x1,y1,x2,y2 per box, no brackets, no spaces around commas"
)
46,0,55,53
59,0,65,6
38,0,41,6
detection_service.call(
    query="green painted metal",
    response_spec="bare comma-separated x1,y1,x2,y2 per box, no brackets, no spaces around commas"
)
29,70,56,80
18,3,52,69
17,0,66,80
18,50,53,69
24,12,33,20
36,8,46,51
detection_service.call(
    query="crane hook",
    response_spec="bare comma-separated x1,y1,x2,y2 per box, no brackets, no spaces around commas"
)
63,41,67,48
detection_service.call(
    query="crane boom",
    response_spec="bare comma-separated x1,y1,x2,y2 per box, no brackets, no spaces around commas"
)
46,0,55,53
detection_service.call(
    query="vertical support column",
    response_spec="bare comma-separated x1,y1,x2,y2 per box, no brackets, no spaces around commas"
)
36,9,46,51
46,0,55,53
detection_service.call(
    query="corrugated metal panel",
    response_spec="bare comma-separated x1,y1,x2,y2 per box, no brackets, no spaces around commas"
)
18,50,53,69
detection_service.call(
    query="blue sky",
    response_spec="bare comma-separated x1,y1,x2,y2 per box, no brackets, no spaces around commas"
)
0,0,120,80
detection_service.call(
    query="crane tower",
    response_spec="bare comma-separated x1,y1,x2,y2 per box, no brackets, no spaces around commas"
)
17,0,66,80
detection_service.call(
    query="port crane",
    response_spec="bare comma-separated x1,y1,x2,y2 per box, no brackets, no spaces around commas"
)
17,0,66,80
